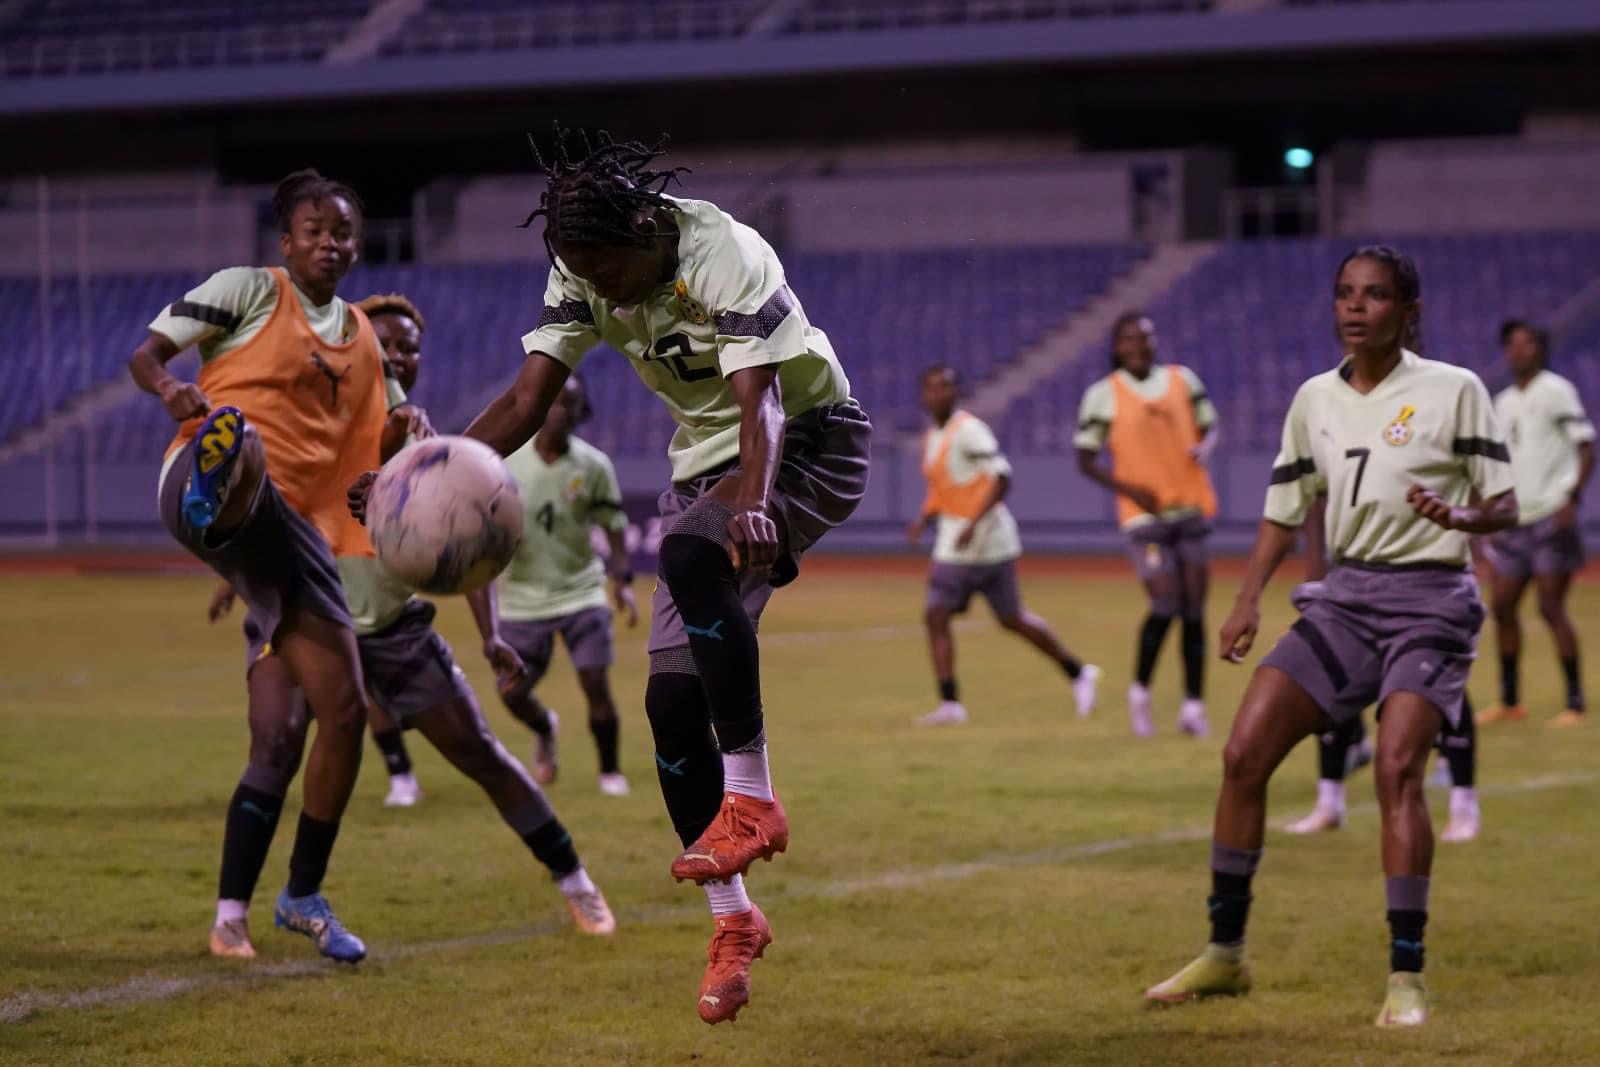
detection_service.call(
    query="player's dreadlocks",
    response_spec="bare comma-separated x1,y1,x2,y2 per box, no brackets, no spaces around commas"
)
356,293,427,333
519,126,688,265
1336,244,1423,351
272,168,364,233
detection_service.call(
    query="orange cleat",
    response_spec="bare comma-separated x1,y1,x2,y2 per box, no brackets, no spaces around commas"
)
564,886,617,936
671,793,789,885
698,905,773,1025
208,918,257,960
1475,704,1526,726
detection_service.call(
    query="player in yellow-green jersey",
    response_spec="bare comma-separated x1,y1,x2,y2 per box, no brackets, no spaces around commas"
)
1144,246,1517,1029
1479,319,1595,727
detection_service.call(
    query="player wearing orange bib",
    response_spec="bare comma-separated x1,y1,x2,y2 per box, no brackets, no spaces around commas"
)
127,170,383,962
1076,312,1219,738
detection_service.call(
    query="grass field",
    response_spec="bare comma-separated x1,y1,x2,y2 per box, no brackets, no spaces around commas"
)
3,563,1599,1065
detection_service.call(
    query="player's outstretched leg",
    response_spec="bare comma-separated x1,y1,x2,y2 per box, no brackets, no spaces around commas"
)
578,667,629,795
1373,693,1442,1028
994,607,1101,720
412,693,614,935
498,671,560,784
658,501,789,885
1146,667,1321,1004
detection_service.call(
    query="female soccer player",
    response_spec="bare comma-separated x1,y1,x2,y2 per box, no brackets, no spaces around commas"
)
495,374,639,795
909,364,1099,724
356,128,870,1024
1144,246,1516,1028
1479,319,1595,727
128,169,382,962
1076,312,1219,737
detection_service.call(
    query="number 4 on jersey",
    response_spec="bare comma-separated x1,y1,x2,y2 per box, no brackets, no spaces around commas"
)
535,501,555,534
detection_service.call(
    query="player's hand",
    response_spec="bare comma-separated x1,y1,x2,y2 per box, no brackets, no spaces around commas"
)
954,522,977,550
1407,483,1458,529
611,579,639,628
1219,599,1260,664
483,636,527,694
347,471,378,525
1552,500,1579,533
207,583,237,624
389,403,435,441
159,380,210,423
1190,434,1218,468
905,517,928,544
725,508,780,573
1124,486,1161,515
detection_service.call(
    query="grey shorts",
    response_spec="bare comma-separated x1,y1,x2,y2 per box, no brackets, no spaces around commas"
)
161,439,352,662
244,598,472,721
1488,516,1585,579
925,560,1023,619
1260,564,1485,730
1125,515,1211,583
500,606,615,691
648,399,872,653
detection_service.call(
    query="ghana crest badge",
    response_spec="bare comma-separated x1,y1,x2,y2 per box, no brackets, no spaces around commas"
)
673,279,709,325
1383,404,1417,447
563,474,584,504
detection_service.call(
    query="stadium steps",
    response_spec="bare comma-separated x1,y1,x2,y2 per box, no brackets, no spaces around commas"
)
0,356,193,465
966,241,1219,423
324,0,428,64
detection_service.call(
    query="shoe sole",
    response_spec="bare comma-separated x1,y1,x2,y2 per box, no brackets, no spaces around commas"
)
1144,985,1251,1005
182,407,245,529
673,839,788,885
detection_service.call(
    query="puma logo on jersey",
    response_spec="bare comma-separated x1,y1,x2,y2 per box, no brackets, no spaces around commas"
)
1384,404,1417,447
308,350,349,408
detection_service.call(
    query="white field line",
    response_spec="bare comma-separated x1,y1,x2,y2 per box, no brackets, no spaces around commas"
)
2,770,1592,1025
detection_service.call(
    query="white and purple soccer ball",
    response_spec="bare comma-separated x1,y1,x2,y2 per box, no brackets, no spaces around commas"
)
368,435,523,595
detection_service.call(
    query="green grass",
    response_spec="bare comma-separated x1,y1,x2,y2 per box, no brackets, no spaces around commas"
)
2,566,1599,1065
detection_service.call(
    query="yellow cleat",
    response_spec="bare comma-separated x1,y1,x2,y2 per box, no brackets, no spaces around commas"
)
1549,709,1587,729
1375,971,1429,1028
1475,704,1526,725
1144,944,1252,1004
208,918,256,960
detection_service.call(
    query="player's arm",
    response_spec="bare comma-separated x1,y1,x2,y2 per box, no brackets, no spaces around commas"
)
131,267,265,423
1303,492,1328,581
206,581,237,624
1409,374,1518,535
604,528,639,627
465,583,527,691
1185,367,1220,466
1220,519,1300,663
954,474,1010,550
129,332,209,422
1407,485,1517,535
719,365,785,572
464,352,571,458
1076,449,1159,515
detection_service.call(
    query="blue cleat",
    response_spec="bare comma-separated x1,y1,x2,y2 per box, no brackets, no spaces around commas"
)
182,405,246,529
273,889,367,963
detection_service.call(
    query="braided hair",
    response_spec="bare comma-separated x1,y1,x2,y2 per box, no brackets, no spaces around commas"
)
272,168,364,234
1336,244,1423,352
519,126,687,266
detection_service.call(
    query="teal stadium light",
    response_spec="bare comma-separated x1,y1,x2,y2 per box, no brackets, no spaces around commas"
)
1284,146,1315,171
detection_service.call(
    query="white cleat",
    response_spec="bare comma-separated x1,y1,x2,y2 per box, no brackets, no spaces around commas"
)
383,772,422,808
1441,791,1479,842
917,701,969,726
1283,806,1345,834
1128,683,1155,738
1177,698,1210,738
598,772,631,797
1073,664,1102,719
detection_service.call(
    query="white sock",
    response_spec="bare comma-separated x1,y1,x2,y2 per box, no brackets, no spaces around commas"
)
722,748,774,802
704,875,752,917
558,866,596,897
1449,786,1478,815
216,899,248,926
1316,778,1346,813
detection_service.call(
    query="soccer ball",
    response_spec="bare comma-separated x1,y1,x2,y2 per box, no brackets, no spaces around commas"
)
367,435,524,595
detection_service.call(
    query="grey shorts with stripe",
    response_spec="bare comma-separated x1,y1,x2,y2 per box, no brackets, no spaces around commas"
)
244,598,471,721
1260,564,1485,729
1125,515,1211,583
647,399,872,654
162,439,352,658
500,606,615,692
1487,515,1585,579
925,560,1023,619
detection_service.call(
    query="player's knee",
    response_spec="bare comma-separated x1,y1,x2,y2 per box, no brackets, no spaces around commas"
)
240,758,296,797
658,531,729,593
996,613,1025,633
1374,745,1425,797
1149,591,1182,617
923,605,951,630
1536,597,1566,625
577,668,612,704
1220,735,1271,789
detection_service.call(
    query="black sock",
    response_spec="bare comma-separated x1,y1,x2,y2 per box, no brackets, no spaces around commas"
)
1500,653,1520,706
218,784,284,902
503,694,553,736
1317,717,1364,781
285,813,340,898
1388,910,1427,972
1208,870,1254,945
1136,614,1175,687
522,818,580,879
645,659,726,847
372,728,412,776
1561,655,1585,712
590,716,620,775
1439,696,1476,787
1057,654,1082,681
939,678,959,702
659,531,764,753
1181,617,1205,699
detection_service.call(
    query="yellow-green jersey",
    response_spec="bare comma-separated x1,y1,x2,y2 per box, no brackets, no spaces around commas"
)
338,376,420,635
519,196,851,482
1494,370,1595,526
1265,349,1514,567
497,435,628,622
149,266,359,365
